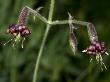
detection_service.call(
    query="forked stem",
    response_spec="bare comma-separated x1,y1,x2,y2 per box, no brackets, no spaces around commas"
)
32,0,55,82
17,0,100,81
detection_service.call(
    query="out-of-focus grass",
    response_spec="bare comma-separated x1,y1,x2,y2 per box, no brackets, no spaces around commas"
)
0,0,110,82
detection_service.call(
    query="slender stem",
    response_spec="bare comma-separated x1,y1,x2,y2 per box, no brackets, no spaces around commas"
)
24,6,90,26
32,0,55,82
48,0,55,21
26,6,48,24
32,25,51,82
51,20,89,26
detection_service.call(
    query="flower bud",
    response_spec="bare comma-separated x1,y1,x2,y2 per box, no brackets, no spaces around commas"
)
21,28,31,37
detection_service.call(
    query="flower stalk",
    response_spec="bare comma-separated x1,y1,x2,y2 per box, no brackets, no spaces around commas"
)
32,0,55,82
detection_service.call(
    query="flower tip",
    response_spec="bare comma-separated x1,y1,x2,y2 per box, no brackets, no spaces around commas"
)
6,29,10,33
82,50,87,53
36,7,43,12
105,52,109,55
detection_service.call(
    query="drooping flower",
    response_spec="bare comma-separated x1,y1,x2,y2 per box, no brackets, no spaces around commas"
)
68,13,109,71
82,23,109,71
5,7,31,48
83,41,107,55
7,24,31,37
82,41,109,71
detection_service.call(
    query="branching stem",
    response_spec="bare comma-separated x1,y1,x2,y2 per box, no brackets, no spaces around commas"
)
51,20,89,26
25,7,90,26
18,0,99,82
32,0,55,82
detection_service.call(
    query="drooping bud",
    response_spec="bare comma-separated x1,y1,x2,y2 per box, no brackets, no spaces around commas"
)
68,13,78,55
69,32,78,55
7,24,19,36
20,28,31,37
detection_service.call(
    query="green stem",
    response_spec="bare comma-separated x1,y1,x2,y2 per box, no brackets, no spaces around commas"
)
25,6,90,26
51,20,89,26
26,6,48,24
32,25,51,82
32,0,55,82
48,0,55,21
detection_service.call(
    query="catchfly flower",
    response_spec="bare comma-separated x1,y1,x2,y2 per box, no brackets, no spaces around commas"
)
7,24,31,37
68,14,109,71
82,41,108,70
4,6,44,48
82,41,107,55
4,7,31,48
82,23,109,71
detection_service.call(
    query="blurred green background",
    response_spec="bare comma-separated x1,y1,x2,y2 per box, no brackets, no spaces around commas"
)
0,0,110,82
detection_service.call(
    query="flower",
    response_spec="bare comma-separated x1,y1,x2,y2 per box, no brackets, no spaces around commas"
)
83,41,107,55
5,24,31,48
4,7,31,48
7,24,31,37
82,41,109,71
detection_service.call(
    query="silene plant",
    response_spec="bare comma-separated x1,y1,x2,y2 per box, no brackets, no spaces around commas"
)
3,0,109,82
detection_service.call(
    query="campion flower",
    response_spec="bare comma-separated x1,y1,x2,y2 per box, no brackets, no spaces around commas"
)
82,41,109,71
7,24,31,37
82,41,107,55
68,14,109,71
82,23,109,71
4,7,31,48
4,6,44,48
